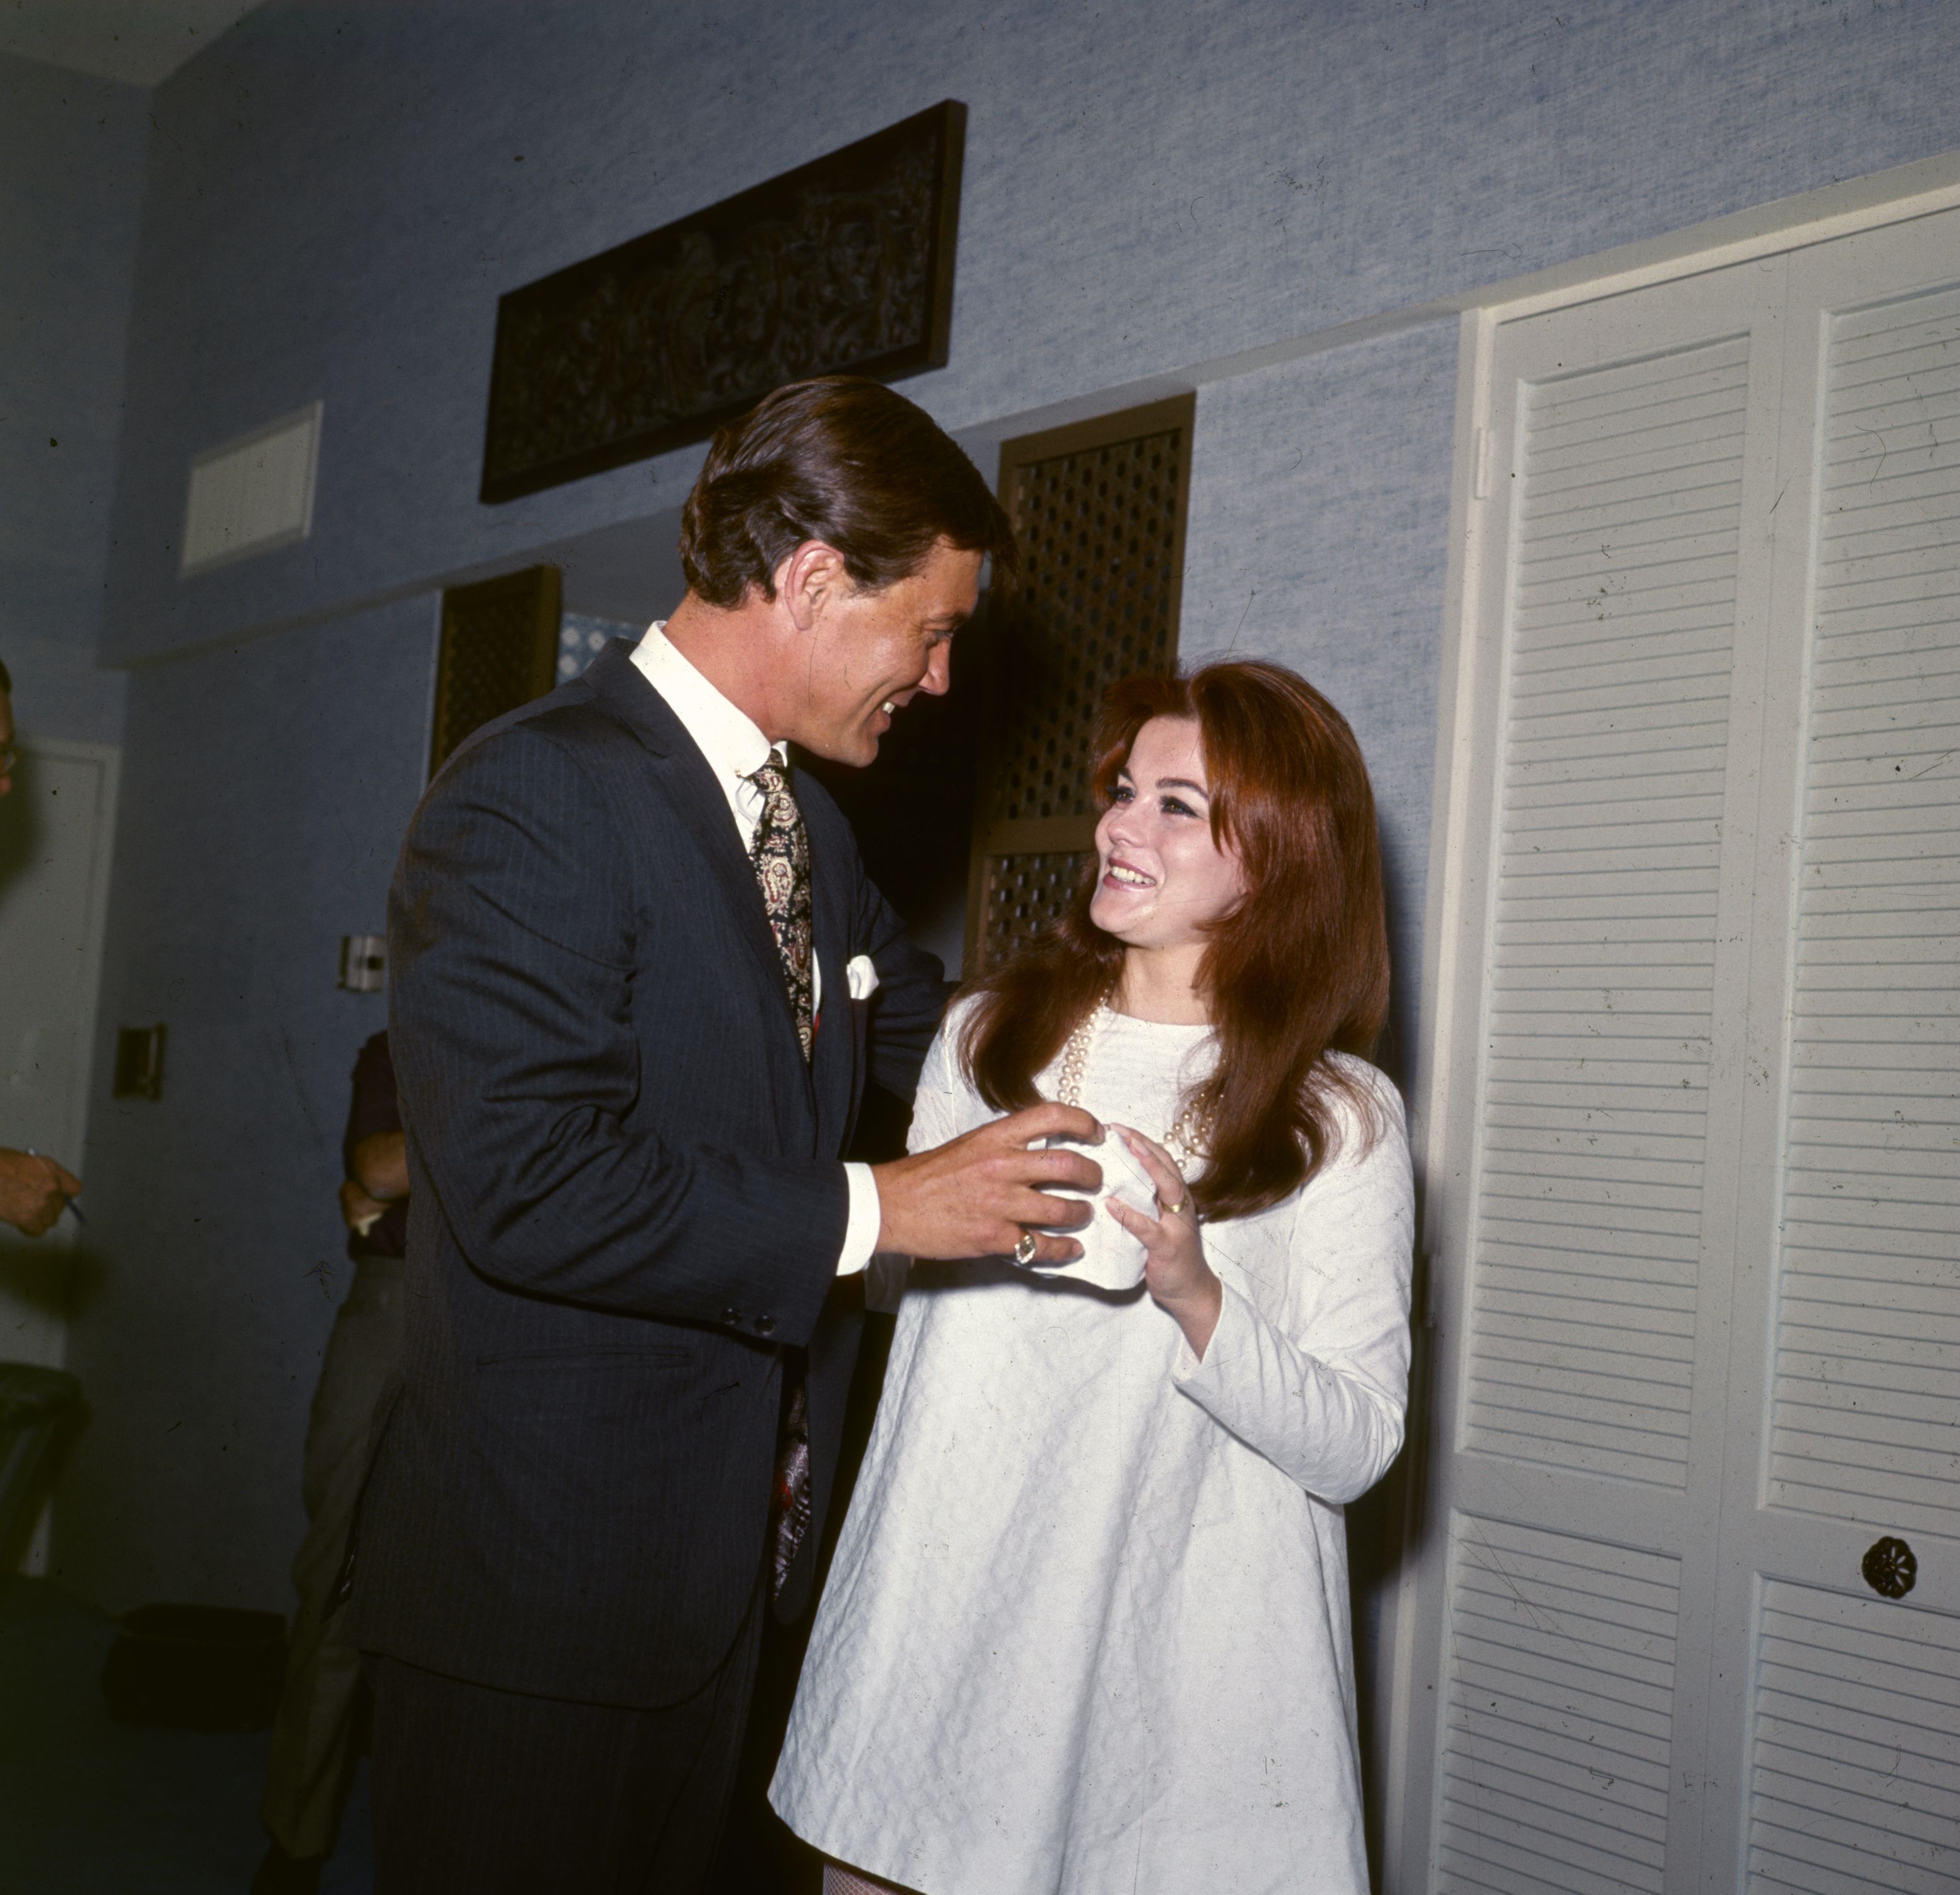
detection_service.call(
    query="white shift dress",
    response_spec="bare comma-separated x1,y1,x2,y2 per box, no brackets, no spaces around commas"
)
772,1001,1415,1895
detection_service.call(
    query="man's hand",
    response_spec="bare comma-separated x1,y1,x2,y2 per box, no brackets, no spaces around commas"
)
340,1177,389,1236
0,1148,82,1238
350,1130,409,1202
872,1103,1105,1265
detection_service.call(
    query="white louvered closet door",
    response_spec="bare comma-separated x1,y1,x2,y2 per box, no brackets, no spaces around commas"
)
1397,215,1960,1894
1397,257,1792,1895
1703,209,1960,1895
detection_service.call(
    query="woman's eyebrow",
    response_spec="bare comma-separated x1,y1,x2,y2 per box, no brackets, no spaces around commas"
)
1153,776,1210,797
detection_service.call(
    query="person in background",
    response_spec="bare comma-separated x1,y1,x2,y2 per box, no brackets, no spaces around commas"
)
252,1032,409,1895
0,656,86,1236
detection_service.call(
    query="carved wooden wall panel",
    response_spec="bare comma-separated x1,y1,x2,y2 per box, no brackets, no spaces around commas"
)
480,103,964,504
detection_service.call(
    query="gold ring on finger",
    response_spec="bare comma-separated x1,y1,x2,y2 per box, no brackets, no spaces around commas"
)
1161,1196,1187,1218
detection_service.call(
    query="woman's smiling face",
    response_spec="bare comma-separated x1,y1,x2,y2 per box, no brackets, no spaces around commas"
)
1089,715,1246,952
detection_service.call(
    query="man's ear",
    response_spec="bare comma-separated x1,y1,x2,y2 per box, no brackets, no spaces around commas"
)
777,540,851,633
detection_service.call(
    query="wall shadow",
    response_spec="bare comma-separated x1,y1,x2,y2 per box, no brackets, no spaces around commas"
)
795,598,988,977
0,748,46,907
1347,816,1435,1890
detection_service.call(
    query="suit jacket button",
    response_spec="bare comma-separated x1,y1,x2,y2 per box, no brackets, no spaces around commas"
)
721,1307,740,1325
756,1315,776,1336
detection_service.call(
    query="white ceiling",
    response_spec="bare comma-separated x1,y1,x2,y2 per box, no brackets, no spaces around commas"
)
2,0,267,87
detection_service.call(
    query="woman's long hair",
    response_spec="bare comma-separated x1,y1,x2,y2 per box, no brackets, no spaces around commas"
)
958,659,1391,1222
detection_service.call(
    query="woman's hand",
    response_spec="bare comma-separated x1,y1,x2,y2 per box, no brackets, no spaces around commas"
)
1107,1126,1222,1360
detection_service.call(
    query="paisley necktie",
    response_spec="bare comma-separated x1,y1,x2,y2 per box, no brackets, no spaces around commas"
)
748,757,814,1596
746,758,814,1062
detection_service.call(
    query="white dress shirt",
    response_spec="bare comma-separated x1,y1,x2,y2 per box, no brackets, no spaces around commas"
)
632,623,881,1277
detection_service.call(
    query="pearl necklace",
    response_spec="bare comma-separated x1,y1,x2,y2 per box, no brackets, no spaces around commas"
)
1053,1000,1214,1174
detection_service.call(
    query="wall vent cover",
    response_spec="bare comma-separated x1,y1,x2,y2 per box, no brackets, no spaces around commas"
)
180,402,322,576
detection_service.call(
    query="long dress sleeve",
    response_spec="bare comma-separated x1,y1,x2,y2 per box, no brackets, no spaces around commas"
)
902,1013,974,1156
1173,1066,1415,1504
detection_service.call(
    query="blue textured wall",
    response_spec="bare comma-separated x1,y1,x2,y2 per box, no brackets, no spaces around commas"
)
0,52,146,745
98,0,1960,666
58,595,433,1606
1180,318,1463,1071
57,0,1960,1609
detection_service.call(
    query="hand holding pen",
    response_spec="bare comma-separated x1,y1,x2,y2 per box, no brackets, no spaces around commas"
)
0,1147,83,1236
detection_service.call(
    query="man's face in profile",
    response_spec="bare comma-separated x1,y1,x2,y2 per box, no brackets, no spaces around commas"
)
790,539,984,767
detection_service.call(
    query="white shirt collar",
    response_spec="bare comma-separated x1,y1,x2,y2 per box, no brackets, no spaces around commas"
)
629,619,824,1015
630,620,782,791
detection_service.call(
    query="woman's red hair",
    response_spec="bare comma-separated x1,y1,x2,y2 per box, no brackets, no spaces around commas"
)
958,659,1391,1222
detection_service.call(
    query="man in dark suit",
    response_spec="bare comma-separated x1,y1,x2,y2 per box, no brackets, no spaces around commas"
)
355,377,1101,1892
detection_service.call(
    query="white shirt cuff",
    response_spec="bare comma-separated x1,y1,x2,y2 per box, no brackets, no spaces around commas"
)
837,1162,881,1276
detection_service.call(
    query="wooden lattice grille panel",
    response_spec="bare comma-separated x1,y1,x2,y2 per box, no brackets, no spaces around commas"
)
1767,284,1960,1541
968,395,1193,972
430,566,563,777
1462,336,1748,1489
977,850,1093,971
1436,1513,1681,1894
993,426,1187,821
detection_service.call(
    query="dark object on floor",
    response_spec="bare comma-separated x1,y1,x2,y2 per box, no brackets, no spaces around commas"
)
0,1577,374,1892
252,1840,326,1893
0,1361,86,1569
102,1602,288,1731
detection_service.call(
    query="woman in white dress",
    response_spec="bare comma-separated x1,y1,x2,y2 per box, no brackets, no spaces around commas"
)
772,659,1414,1895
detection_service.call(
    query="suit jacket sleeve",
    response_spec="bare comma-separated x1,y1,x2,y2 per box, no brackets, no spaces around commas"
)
389,722,846,1342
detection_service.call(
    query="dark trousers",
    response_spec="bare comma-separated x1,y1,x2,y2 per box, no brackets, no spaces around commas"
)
262,1256,407,1859
369,1599,764,1895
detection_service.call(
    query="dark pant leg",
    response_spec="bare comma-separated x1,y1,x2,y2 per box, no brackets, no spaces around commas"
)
262,1256,409,1857
370,1596,763,1895
617,1602,765,1894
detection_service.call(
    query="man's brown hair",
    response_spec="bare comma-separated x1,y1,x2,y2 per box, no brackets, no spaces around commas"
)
679,376,1016,607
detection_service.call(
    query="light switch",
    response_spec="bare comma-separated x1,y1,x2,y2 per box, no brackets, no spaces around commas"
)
338,936,385,993
113,1025,166,1101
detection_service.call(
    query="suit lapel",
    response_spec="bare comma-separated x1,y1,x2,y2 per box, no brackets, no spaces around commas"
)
584,644,813,1094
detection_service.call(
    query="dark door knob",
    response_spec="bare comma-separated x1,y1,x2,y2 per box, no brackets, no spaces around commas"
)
1861,1536,1917,1599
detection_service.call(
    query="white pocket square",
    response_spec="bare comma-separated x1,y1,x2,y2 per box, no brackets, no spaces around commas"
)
845,954,881,1001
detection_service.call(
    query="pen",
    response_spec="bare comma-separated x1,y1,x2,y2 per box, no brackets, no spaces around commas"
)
23,1148,85,1225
